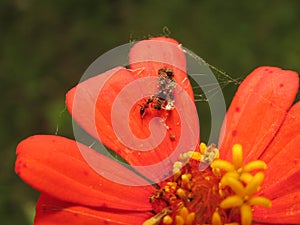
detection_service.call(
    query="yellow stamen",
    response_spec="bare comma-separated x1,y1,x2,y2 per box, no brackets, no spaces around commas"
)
239,172,253,184
212,211,222,225
245,172,264,196
221,176,245,197
211,160,235,172
248,196,272,208
200,142,207,154
232,144,243,169
240,204,252,225
220,195,243,208
243,160,267,172
223,171,239,180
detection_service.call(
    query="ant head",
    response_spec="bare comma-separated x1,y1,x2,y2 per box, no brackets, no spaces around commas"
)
158,68,174,78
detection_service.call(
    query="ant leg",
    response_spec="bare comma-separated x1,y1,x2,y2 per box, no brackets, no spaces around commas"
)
140,96,154,118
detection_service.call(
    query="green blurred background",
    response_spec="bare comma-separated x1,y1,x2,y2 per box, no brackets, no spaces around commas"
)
1,0,299,224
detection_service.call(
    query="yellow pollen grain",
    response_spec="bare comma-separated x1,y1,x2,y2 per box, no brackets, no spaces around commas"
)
191,151,202,161
240,204,252,225
179,152,188,160
186,212,195,225
243,160,267,172
220,195,243,208
176,188,186,199
248,196,272,208
181,174,190,186
200,142,207,154
232,144,243,169
212,211,222,225
162,215,173,224
173,161,183,173
175,215,184,225
179,206,189,218
245,172,264,196
165,186,170,193
211,160,235,172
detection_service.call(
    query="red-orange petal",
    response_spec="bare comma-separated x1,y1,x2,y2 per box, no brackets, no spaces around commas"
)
66,67,137,159
218,66,299,162
66,38,199,181
253,190,300,224
15,135,154,210
35,194,152,225
258,102,300,198
261,101,300,163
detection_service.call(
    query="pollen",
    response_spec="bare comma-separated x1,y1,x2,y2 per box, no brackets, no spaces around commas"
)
144,143,271,225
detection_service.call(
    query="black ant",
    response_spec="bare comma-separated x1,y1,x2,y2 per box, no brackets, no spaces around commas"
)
140,68,177,118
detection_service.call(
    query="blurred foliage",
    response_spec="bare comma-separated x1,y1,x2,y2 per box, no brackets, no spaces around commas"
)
1,0,299,224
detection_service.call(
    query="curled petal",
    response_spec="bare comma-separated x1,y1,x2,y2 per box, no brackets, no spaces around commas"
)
66,38,199,182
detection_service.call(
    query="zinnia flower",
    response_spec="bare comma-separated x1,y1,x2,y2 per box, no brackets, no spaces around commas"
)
15,37,300,225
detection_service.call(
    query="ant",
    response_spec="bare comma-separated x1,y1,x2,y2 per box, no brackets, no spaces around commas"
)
140,68,177,118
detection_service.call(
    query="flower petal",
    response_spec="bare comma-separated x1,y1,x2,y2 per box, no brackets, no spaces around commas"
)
219,66,299,162
261,101,300,163
129,37,186,73
129,37,193,99
253,190,300,224
258,102,300,198
66,67,136,157
15,135,154,210
66,38,199,182
35,194,152,225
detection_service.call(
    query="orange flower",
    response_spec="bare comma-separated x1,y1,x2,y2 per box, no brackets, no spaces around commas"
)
15,37,300,225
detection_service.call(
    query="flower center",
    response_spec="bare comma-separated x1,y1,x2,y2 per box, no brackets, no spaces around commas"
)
143,143,272,225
